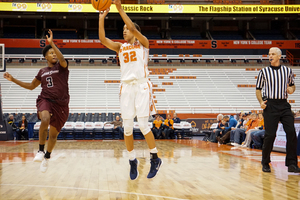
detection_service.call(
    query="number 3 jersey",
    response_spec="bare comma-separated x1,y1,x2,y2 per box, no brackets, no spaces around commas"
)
118,41,149,82
35,61,69,105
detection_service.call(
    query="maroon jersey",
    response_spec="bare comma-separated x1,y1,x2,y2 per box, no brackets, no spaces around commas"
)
35,61,69,106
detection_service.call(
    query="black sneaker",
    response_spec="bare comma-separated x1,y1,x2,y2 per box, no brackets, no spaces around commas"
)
262,164,271,172
147,158,163,179
288,165,300,173
129,158,139,180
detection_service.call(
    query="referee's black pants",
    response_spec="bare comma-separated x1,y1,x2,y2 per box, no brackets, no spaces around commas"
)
262,99,298,166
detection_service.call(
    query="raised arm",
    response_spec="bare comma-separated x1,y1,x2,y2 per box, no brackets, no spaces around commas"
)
114,0,149,49
46,29,67,68
3,72,40,90
99,8,122,53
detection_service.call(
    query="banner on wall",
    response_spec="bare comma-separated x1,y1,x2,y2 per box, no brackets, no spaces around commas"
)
273,123,300,152
0,2,300,14
186,118,218,135
1,39,300,50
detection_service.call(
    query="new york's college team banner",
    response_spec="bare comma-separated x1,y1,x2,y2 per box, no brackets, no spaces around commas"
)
0,39,300,50
0,2,299,14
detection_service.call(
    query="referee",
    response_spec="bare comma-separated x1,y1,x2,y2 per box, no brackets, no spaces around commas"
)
256,47,300,173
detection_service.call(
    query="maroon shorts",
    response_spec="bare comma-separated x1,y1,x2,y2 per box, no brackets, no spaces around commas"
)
36,98,69,132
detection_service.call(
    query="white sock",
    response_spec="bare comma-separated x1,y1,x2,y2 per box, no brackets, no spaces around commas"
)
150,147,158,154
128,150,136,161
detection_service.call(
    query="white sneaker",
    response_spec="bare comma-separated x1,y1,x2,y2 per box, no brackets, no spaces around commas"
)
40,159,49,173
33,151,45,162
232,143,240,146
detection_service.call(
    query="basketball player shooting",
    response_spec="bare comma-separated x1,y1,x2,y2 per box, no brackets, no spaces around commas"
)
98,0,162,180
3,29,70,173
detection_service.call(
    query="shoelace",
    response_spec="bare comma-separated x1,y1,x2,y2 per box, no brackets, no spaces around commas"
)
150,160,157,173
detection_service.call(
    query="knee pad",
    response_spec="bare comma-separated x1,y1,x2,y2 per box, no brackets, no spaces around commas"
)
138,117,151,135
123,119,133,136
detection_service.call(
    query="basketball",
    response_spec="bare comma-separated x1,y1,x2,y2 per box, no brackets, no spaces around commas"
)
91,0,112,11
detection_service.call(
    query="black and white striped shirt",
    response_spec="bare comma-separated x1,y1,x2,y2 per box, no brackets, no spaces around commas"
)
256,65,294,99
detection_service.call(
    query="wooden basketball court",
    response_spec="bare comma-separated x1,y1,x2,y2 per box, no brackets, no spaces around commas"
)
0,139,299,200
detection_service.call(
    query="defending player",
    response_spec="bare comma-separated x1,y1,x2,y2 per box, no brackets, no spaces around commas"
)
3,30,69,173
99,0,162,180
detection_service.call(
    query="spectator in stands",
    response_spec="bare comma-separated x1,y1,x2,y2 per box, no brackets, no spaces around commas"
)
16,115,28,140
256,47,300,173
228,113,250,145
3,29,70,173
172,113,184,138
218,112,244,144
152,115,163,139
148,115,155,122
7,114,17,131
105,115,124,139
231,113,260,146
251,114,265,149
216,115,237,144
163,114,174,139
173,113,181,123
208,114,223,143
295,110,300,119
214,118,228,140
241,113,263,148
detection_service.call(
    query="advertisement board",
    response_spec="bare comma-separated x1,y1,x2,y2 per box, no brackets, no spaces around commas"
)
0,3,300,14
1,39,300,50
273,123,300,152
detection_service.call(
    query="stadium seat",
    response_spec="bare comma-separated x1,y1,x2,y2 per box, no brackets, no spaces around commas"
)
181,122,193,139
62,122,75,140
103,123,114,139
78,113,85,122
173,123,183,139
74,122,85,139
93,113,100,122
133,122,144,140
94,122,104,139
33,122,41,140
84,122,95,139
107,113,113,122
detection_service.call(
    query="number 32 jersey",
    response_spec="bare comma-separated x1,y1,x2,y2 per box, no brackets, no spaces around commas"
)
35,62,69,105
119,41,149,82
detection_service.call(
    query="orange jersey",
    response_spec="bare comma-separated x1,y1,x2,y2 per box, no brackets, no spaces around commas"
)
164,119,174,129
153,120,162,129
118,41,149,82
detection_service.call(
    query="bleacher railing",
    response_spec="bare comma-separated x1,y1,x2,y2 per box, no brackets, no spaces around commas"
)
5,54,283,62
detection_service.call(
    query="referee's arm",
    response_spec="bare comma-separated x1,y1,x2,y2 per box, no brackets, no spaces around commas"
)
256,89,264,105
287,85,295,94
256,70,266,109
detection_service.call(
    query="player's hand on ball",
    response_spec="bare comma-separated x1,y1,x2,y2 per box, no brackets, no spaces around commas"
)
112,0,121,9
3,72,13,81
99,8,110,18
